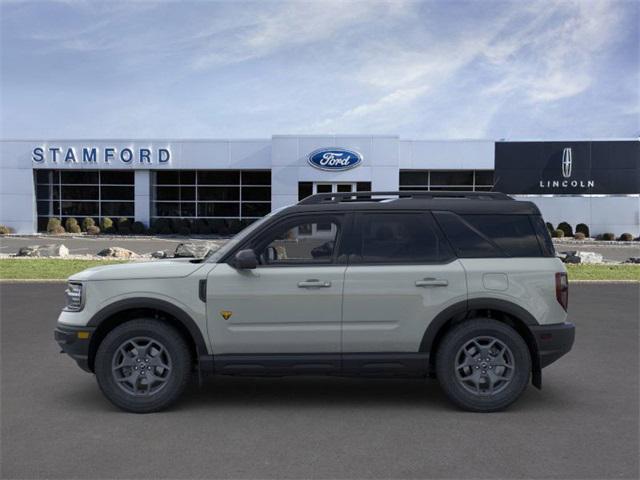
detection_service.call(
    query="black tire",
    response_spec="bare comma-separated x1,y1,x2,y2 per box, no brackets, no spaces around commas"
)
95,319,192,413
436,318,531,412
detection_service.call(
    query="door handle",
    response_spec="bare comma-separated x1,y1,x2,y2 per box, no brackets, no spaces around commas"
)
298,279,332,288
415,278,448,287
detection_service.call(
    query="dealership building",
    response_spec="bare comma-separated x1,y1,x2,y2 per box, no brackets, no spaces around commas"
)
0,136,638,235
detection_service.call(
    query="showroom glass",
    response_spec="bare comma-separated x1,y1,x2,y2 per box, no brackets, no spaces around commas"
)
152,170,271,221
399,170,494,191
258,219,340,265
353,213,453,264
35,170,134,231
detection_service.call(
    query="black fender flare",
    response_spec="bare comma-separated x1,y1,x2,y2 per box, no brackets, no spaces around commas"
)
87,297,209,356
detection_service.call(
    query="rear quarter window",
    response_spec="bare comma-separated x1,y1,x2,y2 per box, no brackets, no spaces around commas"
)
434,212,544,258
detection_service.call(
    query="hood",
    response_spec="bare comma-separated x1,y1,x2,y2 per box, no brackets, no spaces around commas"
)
69,258,206,281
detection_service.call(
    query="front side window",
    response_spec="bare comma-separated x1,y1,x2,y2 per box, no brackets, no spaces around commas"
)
256,217,341,266
352,212,453,264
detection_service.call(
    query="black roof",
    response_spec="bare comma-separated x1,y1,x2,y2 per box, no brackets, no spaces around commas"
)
284,191,541,215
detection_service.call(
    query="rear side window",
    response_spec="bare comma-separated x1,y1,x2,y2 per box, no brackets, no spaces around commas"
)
352,212,453,264
433,212,503,258
462,215,542,257
434,212,544,257
530,215,556,257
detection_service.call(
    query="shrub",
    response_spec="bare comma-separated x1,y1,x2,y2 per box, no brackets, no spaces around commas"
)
618,233,633,242
557,222,573,238
0,224,14,234
47,218,63,234
86,225,101,235
552,229,564,238
131,221,146,234
573,232,586,240
64,217,80,232
117,217,131,234
575,223,590,238
545,222,554,233
152,218,172,235
81,217,95,231
101,217,114,233
599,232,615,241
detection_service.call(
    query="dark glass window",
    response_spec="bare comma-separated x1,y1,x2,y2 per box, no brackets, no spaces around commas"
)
197,203,240,217
242,203,271,217
61,186,99,200
154,203,180,217
241,186,270,201
180,203,196,217
181,186,196,201
156,187,180,201
101,186,134,200
531,215,555,257
354,213,453,263
242,171,271,185
60,171,99,184
101,202,134,217
400,172,428,186
198,186,240,201
180,171,196,184
298,182,313,201
36,185,50,199
197,171,240,185
434,212,502,258
155,171,181,185
61,201,99,216
356,182,372,192
475,171,494,185
36,170,51,183
431,171,473,186
100,171,134,184
37,201,50,215
462,215,542,257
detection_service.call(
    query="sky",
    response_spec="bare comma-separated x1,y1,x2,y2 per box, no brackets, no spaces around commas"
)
1,0,638,140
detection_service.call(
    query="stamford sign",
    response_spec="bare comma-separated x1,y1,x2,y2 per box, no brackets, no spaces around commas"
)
308,147,362,171
32,146,171,165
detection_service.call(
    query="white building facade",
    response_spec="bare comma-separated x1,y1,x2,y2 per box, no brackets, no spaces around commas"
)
0,136,638,235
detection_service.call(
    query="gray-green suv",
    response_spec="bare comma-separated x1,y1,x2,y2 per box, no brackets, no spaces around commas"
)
55,191,575,413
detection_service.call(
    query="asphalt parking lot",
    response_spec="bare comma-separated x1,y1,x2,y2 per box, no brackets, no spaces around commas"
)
1,283,638,479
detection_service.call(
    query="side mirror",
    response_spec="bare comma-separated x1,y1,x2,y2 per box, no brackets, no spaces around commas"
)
233,249,258,270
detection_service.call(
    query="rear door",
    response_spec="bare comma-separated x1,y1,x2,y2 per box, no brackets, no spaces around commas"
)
341,211,467,355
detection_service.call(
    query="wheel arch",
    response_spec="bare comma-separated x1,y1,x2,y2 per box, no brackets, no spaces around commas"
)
421,298,542,388
86,298,208,373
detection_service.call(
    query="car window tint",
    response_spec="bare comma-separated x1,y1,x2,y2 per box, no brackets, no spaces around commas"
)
433,211,503,258
354,213,453,263
462,215,542,257
258,219,339,265
531,215,556,257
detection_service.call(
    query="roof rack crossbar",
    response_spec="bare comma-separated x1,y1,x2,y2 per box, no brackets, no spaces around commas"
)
298,190,512,205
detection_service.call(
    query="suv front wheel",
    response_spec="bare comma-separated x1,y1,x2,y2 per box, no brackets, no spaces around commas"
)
95,319,192,413
436,318,531,412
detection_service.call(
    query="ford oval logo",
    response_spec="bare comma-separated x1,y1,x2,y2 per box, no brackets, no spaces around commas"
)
307,148,362,171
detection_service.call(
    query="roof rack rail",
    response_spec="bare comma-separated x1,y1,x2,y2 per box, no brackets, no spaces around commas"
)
298,190,513,205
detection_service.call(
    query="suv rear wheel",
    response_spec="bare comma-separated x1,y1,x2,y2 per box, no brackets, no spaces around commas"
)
95,319,192,413
436,318,531,412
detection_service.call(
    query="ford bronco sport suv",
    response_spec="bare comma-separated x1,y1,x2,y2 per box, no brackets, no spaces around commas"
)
55,191,574,413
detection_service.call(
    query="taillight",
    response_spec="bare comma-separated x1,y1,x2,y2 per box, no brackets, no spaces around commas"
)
555,272,569,311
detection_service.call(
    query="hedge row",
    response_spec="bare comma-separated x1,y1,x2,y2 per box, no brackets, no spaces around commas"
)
545,221,637,241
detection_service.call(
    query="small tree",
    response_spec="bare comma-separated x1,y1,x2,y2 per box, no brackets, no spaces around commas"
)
86,225,101,235
131,221,146,234
618,233,633,241
82,217,95,232
552,229,565,238
0,225,14,235
599,232,615,241
47,218,64,234
556,222,573,238
117,217,131,234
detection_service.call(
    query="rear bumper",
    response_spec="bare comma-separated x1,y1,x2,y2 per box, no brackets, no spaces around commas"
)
54,324,95,373
530,322,575,368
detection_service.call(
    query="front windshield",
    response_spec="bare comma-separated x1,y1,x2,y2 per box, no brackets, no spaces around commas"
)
205,206,289,263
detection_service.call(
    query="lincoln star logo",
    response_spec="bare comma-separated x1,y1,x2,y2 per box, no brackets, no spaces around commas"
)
308,148,362,171
561,147,572,178
220,310,233,321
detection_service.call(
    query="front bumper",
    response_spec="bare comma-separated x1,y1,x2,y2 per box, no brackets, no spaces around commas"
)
530,322,575,368
54,324,95,373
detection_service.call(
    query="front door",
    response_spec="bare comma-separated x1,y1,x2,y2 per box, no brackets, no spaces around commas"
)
206,214,347,360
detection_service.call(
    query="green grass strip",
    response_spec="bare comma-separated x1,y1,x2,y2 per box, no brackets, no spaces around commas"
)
0,259,128,279
565,264,640,281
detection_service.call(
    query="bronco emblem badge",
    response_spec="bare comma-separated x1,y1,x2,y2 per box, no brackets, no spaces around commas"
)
220,310,233,321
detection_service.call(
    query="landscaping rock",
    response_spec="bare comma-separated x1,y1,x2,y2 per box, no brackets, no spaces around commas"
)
174,243,211,258
562,252,581,264
17,244,69,257
624,257,640,264
151,250,168,259
97,247,138,258
575,251,604,264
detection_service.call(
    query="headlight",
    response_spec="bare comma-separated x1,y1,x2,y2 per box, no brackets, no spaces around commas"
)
64,282,84,312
